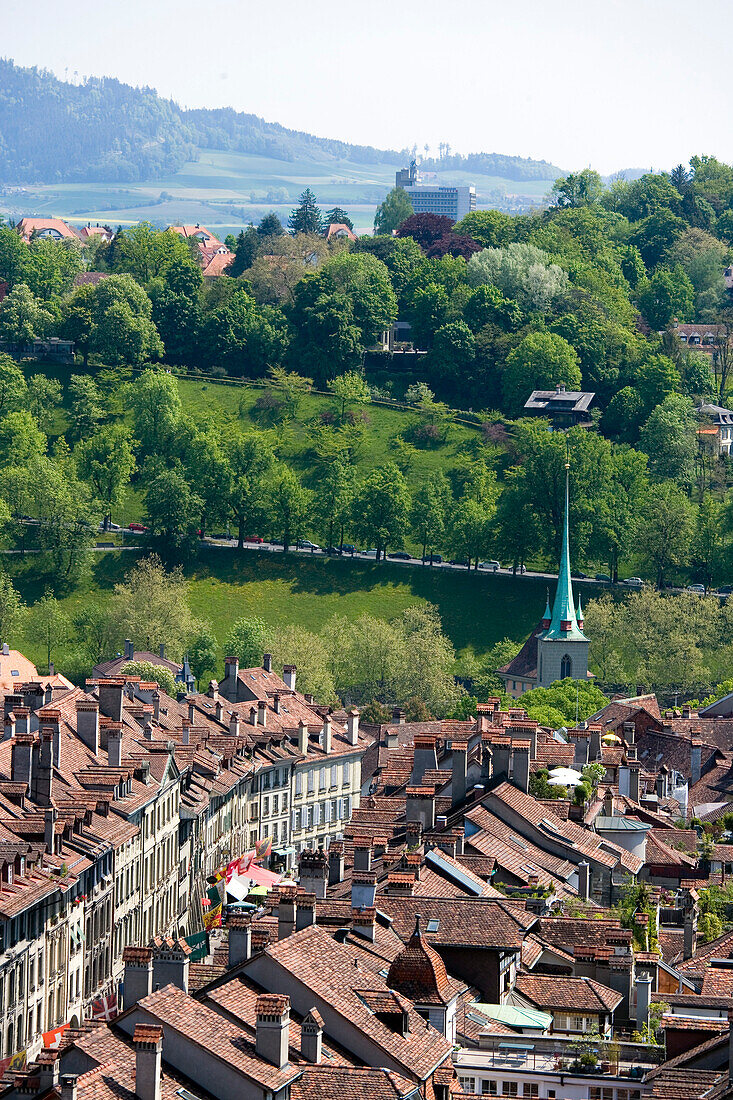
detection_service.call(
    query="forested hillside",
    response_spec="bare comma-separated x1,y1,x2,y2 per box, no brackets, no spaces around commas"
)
0,59,562,185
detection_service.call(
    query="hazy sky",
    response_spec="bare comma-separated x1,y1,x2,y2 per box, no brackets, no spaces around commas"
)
3,0,730,174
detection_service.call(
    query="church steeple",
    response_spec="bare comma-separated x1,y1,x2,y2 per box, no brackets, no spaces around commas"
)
542,462,587,642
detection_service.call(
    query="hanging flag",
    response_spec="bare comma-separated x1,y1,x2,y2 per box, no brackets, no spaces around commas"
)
91,992,118,1021
42,1023,69,1048
202,900,222,929
183,929,209,962
0,1049,26,1077
255,835,272,861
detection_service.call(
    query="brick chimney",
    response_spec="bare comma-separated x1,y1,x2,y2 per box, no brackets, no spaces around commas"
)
352,906,376,943
411,735,437,784
133,1024,163,1100
230,712,241,738
328,840,345,885
11,732,33,786
60,1074,78,1100
278,884,298,940
263,653,272,673
123,946,153,1008
258,699,268,728
152,938,190,994
347,708,359,745
298,720,309,755
35,728,54,806
353,839,372,872
321,715,332,754
256,995,290,1069
296,892,316,931
301,1009,323,1064
98,679,124,723
44,806,57,855
392,707,405,725
298,848,328,899
283,665,297,691
76,701,100,753
451,741,467,807
226,915,252,968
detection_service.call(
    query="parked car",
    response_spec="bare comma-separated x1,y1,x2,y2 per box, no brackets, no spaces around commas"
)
572,570,590,579
298,540,320,550
362,548,378,557
504,563,526,573
716,584,733,595
243,535,264,544
595,573,611,582
423,553,443,564
341,544,358,554
449,559,469,567
686,584,706,594
128,522,148,533
389,551,411,560
324,546,343,555
620,577,644,587
479,560,500,572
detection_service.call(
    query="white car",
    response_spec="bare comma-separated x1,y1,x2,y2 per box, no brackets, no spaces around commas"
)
620,577,644,588
478,560,501,572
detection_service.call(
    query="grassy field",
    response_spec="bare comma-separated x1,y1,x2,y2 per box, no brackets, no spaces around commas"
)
1,147,557,235
9,547,606,673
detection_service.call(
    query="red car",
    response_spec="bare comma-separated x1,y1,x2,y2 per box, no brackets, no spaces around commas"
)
128,522,148,532
244,535,264,544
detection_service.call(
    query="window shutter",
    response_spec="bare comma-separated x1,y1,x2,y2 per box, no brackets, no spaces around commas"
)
295,771,302,795
291,809,297,829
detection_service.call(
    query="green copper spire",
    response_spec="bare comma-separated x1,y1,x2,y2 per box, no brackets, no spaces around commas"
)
543,463,587,642
576,594,584,623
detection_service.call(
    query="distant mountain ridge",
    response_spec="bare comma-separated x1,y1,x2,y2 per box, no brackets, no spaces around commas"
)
0,58,564,185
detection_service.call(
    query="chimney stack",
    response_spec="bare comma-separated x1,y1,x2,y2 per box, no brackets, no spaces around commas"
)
224,656,239,695
230,712,241,738
263,653,272,673
76,701,100,754
11,731,33,786
60,1074,78,1100
283,665,297,692
107,726,122,770
347,708,359,745
451,742,467,807
577,861,590,901
298,720,309,756
226,915,252,968
133,1024,163,1100
635,974,652,1033
44,806,57,855
691,740,703,786
411,736,437,784
123,946,154,1008
152,939,190,995
278,885,298,940
301,1010,323,1064
98,679,124,723
512,743,530,794
256,995,290,1069
353,839,372,872
328,840,345,885
258,699,268,728
392,707,405,725
124,639,134,660
322,715,332,754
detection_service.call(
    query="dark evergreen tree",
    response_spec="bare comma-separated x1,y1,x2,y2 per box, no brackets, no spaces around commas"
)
258,213,285,237
324,207,354,231
230,226,260,276
288,189,323,235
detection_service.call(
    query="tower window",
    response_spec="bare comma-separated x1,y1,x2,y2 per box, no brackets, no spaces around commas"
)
561,654,572,679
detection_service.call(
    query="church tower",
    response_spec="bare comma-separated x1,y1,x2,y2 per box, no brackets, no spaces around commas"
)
535,462,589,687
